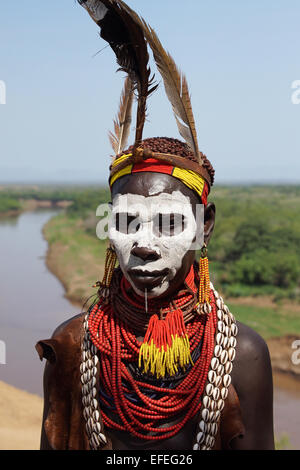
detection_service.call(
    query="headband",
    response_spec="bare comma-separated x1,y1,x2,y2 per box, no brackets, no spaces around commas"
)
110,153,209,205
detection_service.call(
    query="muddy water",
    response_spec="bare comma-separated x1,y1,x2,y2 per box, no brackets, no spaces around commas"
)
0,210,80,396
0,210,299,448
273,373,300,449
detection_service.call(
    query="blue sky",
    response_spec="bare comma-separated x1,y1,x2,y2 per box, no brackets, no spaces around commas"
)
0,0,299,184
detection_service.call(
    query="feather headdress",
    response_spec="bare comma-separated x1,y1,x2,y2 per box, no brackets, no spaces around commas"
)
118,1,203,165
78,0,209,179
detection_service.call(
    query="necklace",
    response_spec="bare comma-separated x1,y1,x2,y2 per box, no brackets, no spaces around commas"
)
80,282,238,450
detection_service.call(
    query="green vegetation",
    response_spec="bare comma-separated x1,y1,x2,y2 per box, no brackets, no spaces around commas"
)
227,302,300,339
275,433,292,450
0,184,99,203
208,185,300,302
67,187,110,218
0,194,21,213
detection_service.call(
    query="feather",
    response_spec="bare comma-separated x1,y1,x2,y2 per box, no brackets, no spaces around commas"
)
108,76,134,156
116,2,202,164
78,0,157,146
141,23,202,164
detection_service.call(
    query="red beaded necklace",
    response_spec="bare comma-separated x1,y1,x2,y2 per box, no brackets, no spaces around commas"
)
88,268,217,441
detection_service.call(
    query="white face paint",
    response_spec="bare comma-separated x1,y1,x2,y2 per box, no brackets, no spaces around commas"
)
109,191,199,298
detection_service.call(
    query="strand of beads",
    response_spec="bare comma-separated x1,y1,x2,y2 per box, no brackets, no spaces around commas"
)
80,286,237,451
193,284,238,451
81,314,107,450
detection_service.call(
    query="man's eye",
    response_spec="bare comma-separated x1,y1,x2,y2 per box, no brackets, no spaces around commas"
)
115,213,140,234
153,214,185,236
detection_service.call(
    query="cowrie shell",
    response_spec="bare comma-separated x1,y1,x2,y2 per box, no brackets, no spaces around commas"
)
215,375,222,387
225,362,233,374
208,370,217,384
199,420,207,432
196,431,205,444
216,333,224,346
93,355,99,366
202,408,210,422
223,374,232,388
203,396,211,409
206,383,214,396
218,399,225,411
99,433,107,445
213,387,220,401
218,321,225,334
228,347,236,361
220,350,228,365
214,345,222,358
211,423,218,436
231,323,238,336
217,310,224,321
211,357,219,370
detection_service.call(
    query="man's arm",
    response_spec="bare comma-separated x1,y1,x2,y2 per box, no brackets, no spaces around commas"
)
230,321,275,450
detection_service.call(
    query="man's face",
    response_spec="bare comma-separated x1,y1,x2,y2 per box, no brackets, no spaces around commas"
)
109,173,205,299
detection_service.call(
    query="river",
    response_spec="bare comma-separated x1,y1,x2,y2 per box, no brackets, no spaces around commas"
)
0,209,80,396
0,209,299,449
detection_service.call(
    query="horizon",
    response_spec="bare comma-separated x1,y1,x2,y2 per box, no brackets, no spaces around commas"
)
1,179,300,188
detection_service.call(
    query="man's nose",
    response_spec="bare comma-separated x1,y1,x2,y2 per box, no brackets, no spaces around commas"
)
131,245,160,262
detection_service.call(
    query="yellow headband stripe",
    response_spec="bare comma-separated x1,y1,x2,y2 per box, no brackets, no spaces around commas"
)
110,164,133,186
172,167,205,198
110,164,206,200
111,153,133,169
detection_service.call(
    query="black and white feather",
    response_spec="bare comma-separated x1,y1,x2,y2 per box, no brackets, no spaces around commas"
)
78,0,157,147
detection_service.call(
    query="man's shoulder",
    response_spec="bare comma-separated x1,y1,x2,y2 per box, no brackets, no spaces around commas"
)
51,312,85,340
235,320,270,364
232,320,273,391
36,313,85,364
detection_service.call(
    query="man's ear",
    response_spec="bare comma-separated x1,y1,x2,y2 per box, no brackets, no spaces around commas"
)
204,202,216,246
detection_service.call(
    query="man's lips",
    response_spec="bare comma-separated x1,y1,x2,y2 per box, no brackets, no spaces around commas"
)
128,268,169,288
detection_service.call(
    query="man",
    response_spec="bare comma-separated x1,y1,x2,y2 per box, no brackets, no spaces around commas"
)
36,0,274,450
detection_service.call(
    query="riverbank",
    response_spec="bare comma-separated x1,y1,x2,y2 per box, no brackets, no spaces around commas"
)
0,381,43,450
0,200,72,219
43,213,107,306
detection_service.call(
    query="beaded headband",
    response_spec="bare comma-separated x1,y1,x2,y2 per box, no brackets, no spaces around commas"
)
110,153,209,205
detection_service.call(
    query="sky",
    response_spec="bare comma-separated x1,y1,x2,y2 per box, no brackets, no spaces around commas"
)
0,0,300,184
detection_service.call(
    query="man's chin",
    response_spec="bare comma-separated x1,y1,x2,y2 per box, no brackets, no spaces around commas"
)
127,275,170,300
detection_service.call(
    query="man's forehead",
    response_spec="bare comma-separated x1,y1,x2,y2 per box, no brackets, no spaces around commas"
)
112,191,192,211
112,172,195,197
